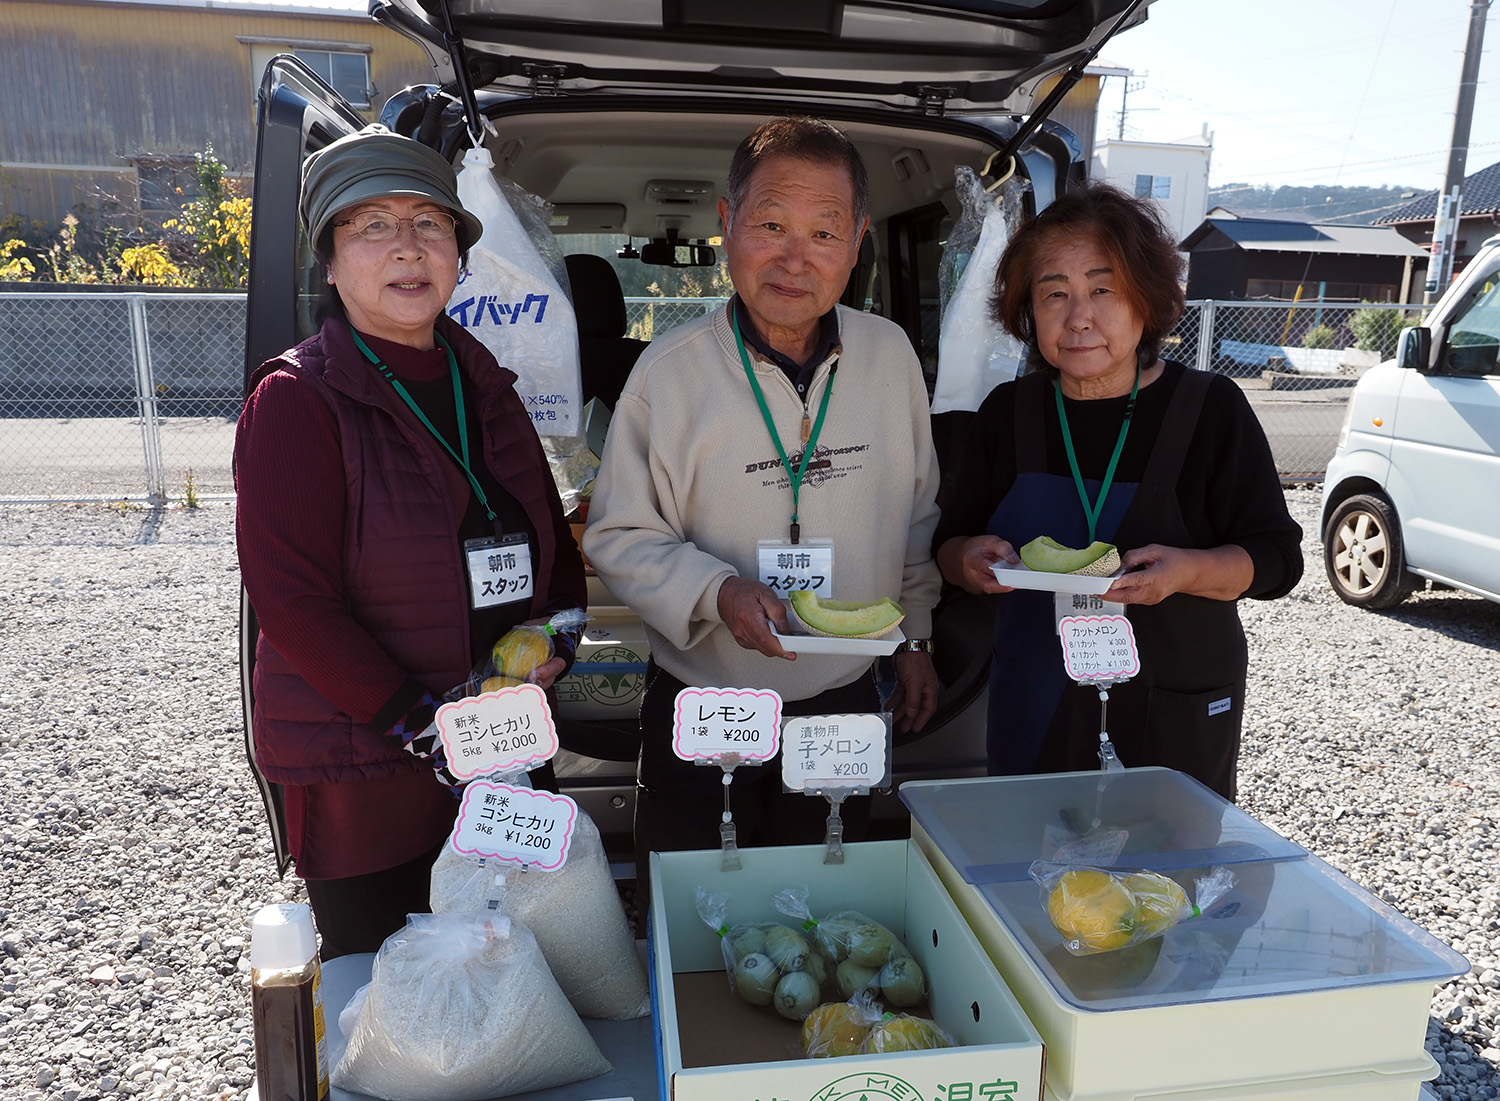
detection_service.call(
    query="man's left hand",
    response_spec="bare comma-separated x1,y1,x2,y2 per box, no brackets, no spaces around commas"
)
886,650,938,735
717,575,795,660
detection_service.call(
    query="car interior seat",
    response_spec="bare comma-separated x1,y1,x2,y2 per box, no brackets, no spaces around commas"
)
563,253,650,409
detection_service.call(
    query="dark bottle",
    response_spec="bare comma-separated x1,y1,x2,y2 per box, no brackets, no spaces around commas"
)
251,904,328,1101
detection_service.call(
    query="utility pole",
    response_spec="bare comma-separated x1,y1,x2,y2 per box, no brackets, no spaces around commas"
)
1426,0,1493,302
1117,76,1148,140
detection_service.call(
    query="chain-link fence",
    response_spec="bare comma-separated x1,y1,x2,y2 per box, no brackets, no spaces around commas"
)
0,293,1420,501
0,291,245,502
623,297,724,341
1169,300,1420,481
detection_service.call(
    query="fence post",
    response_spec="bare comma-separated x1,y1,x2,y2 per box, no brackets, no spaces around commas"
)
1196,300,1216,374
129,295,166,502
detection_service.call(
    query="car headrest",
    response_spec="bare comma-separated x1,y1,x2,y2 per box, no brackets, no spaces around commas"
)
564,253,629,339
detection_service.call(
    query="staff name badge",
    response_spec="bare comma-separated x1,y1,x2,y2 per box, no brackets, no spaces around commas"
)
1058,614,1141,682
436,682,558,781
464,533,534,609
756,538,834,596
781,713,891,791
671,687,782,763
451,781,577,870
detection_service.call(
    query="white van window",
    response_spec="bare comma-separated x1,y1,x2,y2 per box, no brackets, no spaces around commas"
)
1443,275,1500,377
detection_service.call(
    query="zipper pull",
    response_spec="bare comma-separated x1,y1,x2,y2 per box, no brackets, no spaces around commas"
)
800,410,811,443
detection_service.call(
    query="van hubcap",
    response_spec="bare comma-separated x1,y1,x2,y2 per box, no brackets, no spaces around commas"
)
1333,513,1387,595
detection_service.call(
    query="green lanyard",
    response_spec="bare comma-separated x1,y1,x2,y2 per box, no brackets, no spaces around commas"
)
1055,363,1140,545
732,309,835,544
350,326,497,523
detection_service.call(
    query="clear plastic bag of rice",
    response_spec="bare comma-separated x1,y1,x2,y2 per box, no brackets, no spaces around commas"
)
429,809,650,1020
331,912,610,1101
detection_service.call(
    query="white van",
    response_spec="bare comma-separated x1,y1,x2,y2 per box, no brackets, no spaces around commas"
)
1321,233,1500,608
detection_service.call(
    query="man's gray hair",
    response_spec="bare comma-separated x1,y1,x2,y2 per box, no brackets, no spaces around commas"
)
723,117,869,230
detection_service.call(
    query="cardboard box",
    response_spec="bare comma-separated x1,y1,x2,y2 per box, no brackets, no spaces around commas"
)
648,839,1045,1101
554,606,649,719
901,773,1467,1101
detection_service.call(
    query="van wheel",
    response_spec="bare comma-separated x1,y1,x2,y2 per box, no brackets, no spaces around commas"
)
1323,493,1416,609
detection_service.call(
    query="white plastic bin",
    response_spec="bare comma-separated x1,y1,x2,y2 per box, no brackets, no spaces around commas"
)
901,770,1467,1101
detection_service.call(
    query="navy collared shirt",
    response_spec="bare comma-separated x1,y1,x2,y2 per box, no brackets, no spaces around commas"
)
731,295,841,400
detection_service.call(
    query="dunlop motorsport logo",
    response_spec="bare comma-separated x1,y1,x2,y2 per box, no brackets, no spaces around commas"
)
744,442,872,490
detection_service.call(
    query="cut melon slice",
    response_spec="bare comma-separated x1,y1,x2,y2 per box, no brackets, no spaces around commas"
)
1018,536,1121,577
787,591,905,639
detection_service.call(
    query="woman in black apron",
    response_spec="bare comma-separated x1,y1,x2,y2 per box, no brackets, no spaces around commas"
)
933,182,1302,800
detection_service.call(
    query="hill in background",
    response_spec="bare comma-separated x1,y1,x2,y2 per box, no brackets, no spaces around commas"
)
1207,183,1426,225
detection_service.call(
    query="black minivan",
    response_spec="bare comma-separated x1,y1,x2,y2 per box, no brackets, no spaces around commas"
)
240,0,1159,869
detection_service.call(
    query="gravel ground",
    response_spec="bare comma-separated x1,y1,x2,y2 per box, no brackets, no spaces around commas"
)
2,488,1499,1101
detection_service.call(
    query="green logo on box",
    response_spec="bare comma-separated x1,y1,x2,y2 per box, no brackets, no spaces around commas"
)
809,1072,925,1101
574,645,645,706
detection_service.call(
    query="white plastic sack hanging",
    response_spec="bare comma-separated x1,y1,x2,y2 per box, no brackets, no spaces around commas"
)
931,164,1030,414
448,144,582,437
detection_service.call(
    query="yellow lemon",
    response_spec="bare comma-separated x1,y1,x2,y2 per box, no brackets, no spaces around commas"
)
802,1002,869,1057
479,675,525,693
858,1014,950,1053
1047,869,1137,952
490,627,553,680
1123,872,1189,937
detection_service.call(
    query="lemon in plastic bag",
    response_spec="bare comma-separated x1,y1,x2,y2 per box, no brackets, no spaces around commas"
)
859,1013,952,1054
490,627,554,682
802,1001,870,1058
1124,871,1191,938
1046,868,1137,952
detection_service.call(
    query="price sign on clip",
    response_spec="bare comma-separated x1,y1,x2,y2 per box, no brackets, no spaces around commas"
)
436,683,559,781
1058,614,1141,682
671,687,782,762
781,713,890,791
451,781,577,870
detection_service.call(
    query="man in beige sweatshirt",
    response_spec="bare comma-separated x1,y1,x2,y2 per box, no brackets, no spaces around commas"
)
583,118,942,883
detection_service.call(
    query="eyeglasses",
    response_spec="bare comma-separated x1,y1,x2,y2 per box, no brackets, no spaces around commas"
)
333,209,458,242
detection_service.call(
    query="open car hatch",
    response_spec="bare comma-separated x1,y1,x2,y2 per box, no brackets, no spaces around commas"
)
370,0,1154,116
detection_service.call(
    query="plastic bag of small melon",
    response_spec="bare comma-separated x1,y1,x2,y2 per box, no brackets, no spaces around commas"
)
331,912,609,1100
429,808,650,1020
774,886,927,1009
695,887,834,1022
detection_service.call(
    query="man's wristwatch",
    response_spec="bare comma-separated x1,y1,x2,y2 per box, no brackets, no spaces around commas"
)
895,638,934,655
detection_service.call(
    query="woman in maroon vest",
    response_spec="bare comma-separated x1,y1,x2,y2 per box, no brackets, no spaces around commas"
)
234,125,587,958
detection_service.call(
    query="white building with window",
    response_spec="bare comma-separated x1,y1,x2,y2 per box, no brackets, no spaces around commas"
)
1091,129,1214,250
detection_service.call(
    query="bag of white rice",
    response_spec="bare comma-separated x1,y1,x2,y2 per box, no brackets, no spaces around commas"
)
331,912,610,1101
430,809,651,1020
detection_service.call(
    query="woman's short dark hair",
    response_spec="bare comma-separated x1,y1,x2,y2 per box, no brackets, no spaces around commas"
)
993,181,1185,366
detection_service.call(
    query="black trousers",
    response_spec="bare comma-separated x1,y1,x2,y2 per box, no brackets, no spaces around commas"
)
632,662,877,912
303,839,447,961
